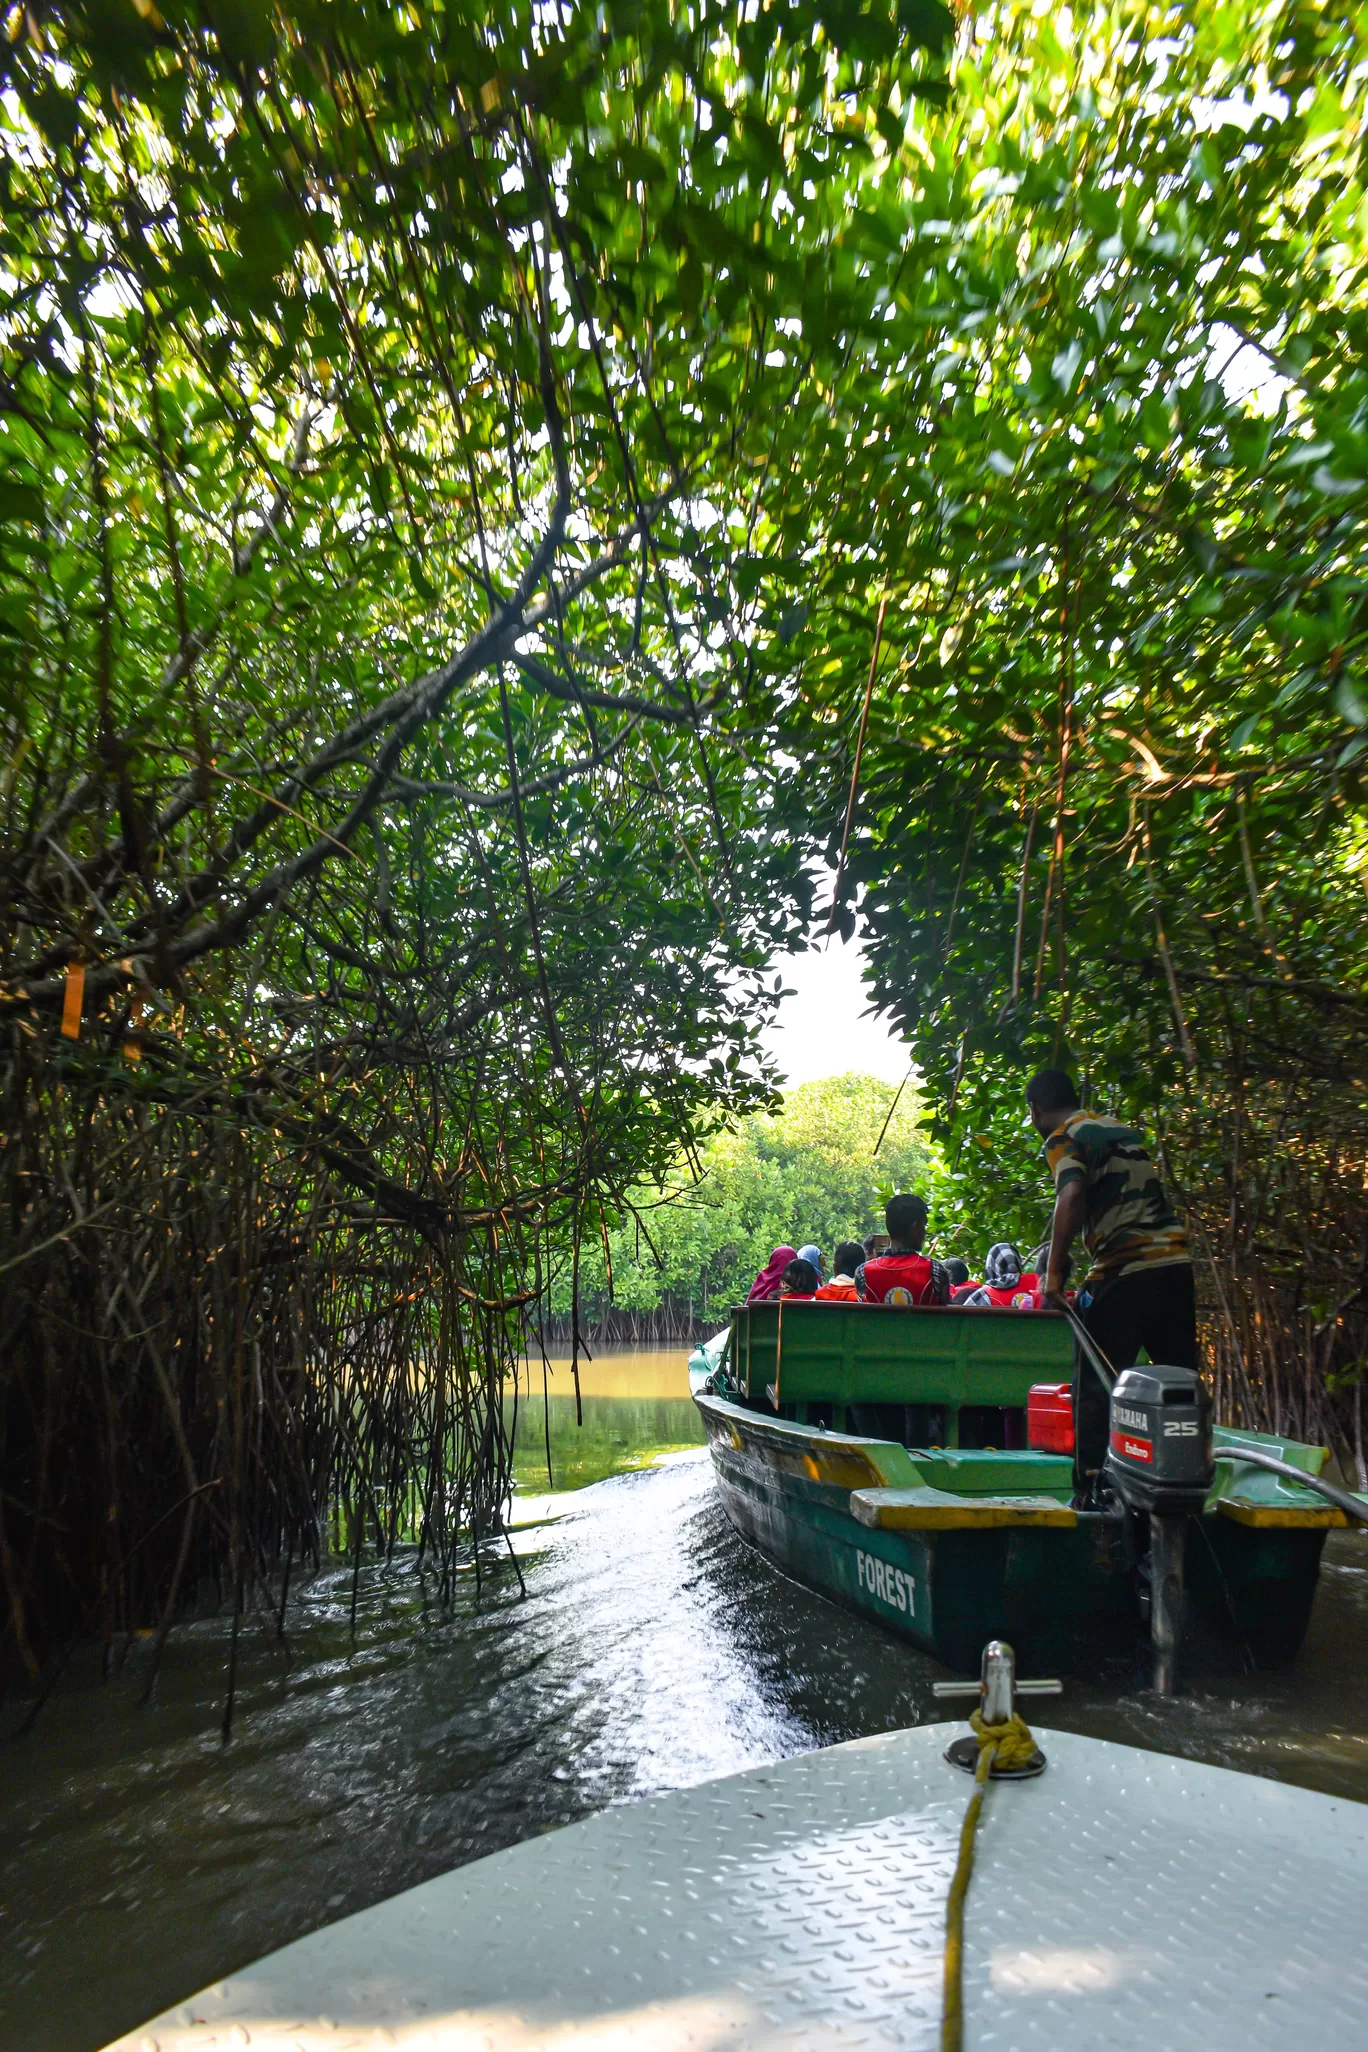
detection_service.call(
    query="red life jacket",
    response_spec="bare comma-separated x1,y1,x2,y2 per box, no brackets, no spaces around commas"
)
861,1253,936,1306
983,1270,1039,1308
1008,1281,1074,1311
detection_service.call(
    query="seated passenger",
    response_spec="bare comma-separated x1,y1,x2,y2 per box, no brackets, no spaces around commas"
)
961,1242,1038,1309
863,1231,891,1260
779,1257,820,1299
944,1256,983,1304
796,1242,826,1281
746,1245,797,1303
815,1240,866,1300
857,1194,950,1306
1006,1249,1072,1310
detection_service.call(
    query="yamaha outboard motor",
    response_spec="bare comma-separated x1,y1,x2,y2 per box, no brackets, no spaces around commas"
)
1105,1365,1213,1516
1104,1365,1214,1693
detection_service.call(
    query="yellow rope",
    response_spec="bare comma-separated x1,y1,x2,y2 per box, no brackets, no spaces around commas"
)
941,1712,1040,2052
970,1707,1040,1772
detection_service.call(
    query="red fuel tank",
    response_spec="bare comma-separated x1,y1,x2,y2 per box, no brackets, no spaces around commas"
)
1026,1381,1075,1455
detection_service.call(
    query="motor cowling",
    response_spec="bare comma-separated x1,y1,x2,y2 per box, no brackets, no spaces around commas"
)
1104,1364,1214,1515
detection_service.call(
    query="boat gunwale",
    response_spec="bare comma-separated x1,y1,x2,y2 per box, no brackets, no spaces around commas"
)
732,1299,1071,1323
695,1390,1356,1525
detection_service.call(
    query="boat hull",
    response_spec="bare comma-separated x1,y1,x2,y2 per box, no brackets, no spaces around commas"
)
697,1391,1332,1671
104,1723,1368,2052
697,1391,1132,1669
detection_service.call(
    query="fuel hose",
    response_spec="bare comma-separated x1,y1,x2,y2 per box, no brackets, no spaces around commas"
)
1223,1446,1368,1525
1057,1297,1116,1391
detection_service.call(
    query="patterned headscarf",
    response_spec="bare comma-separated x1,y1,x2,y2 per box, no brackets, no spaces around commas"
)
983,1242,1024,1289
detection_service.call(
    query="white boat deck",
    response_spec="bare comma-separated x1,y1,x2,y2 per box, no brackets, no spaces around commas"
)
111,1724,1368,2051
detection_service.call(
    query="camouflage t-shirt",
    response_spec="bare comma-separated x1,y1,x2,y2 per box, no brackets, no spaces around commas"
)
1045,1110,1190,1283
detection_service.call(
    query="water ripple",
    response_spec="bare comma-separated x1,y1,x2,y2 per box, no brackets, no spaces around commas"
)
2,1454,1365,2052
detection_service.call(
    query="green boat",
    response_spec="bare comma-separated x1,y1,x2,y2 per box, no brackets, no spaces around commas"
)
690,1299,1363,1672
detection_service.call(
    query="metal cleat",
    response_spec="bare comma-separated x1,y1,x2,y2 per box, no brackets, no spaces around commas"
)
933,1639,1061,1778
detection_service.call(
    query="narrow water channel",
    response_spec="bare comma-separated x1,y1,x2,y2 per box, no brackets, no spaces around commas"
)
3,1348,1366,2052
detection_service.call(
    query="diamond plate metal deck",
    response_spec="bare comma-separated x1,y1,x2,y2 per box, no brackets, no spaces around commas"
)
108,1725,1368,2052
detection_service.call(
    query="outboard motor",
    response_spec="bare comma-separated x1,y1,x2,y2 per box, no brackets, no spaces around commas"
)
1104,1365,1214,1695
1104,1364,1213,1516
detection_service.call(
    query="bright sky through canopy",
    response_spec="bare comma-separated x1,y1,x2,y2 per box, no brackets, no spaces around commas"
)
759,937,911,1088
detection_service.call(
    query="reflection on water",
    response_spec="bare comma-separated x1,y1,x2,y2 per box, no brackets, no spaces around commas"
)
2,1354,1367,2052
507,1348,705,1490
516,1346,702,1401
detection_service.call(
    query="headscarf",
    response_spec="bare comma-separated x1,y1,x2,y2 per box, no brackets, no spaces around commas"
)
983,1242,1024,1289
747,1246,798,1303
796,1243,824,1275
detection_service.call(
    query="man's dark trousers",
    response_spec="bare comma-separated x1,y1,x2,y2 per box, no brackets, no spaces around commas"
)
1073,1262,1198,1492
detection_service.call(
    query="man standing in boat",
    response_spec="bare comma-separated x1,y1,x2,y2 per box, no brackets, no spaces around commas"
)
1025,1069,1198,1501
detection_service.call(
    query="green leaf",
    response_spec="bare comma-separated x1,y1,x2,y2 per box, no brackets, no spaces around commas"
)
1335,677,1367,726
0,482,43,525
896,0,954,50
201,0,279,69
1140,391,1173,448
23,83,81,151
1312,465,1364,498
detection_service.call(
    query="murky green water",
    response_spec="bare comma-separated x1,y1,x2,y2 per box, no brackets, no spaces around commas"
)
3,1350,1366,2052
507,1347,704,1491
